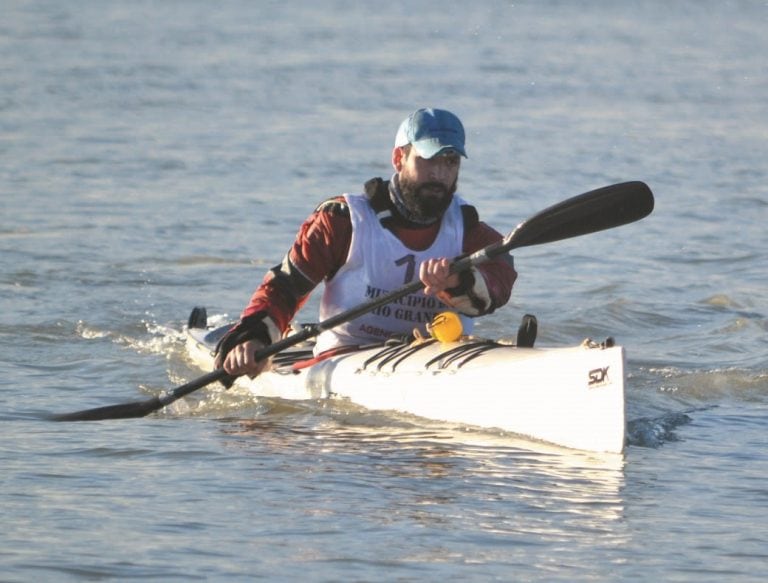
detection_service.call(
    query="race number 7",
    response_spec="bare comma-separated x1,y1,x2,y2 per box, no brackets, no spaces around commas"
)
395,254,416,284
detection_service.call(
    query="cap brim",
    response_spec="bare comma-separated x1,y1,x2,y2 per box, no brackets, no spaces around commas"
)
411,140,468,159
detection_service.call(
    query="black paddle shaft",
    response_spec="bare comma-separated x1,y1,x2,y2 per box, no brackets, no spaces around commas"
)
48,180,654,422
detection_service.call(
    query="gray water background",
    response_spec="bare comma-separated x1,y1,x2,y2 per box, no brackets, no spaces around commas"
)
2,1,767,581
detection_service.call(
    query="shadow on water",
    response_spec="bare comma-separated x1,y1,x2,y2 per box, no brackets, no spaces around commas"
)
625,410,695,448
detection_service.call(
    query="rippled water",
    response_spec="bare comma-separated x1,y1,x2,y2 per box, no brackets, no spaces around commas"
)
2,1,767,581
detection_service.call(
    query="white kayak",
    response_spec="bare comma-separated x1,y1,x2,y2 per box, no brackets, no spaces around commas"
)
185,308,626,454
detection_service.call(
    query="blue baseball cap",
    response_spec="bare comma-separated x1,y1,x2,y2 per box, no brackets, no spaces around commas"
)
394,108,467,159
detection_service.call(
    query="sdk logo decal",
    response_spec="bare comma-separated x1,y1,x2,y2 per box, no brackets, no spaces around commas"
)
588,366,610,388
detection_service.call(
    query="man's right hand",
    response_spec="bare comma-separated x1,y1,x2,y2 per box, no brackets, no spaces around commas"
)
214,339,270,379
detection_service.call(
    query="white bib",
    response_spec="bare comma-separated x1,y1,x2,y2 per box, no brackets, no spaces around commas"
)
314,192,473,354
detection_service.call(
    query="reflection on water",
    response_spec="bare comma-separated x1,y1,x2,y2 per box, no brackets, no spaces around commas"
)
220,411,628,554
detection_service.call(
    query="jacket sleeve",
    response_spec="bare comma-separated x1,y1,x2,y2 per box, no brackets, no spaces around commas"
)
224,198,352,350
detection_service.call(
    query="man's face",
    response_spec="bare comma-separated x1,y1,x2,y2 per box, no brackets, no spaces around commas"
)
395,148,461,221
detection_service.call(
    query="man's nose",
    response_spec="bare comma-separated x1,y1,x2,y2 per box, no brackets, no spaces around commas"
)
427,161,448,181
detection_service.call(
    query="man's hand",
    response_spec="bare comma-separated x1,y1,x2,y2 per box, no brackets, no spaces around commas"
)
419,257,459,296
214,339,270,379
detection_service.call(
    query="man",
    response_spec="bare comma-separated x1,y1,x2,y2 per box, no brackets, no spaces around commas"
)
215,108,517,378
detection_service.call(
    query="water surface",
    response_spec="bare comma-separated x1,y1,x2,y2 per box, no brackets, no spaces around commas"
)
2,1,767,580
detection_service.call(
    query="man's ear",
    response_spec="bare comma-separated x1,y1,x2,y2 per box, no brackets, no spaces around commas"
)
392,146,406,172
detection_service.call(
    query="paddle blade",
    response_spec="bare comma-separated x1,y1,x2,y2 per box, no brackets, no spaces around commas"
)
507,181,654,249
48,397,163,422
47,369,230,422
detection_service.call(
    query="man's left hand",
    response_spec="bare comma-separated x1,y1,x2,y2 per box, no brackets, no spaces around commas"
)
420,258,459,295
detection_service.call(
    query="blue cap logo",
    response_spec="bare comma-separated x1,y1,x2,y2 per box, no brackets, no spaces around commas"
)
394,108,467,159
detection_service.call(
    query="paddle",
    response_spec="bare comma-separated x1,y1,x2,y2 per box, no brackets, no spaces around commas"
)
49,180,654,422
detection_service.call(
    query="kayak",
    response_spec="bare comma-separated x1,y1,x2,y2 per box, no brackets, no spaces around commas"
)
185,308,626,454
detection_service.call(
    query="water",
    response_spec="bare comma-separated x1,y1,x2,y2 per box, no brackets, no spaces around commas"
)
2,0,767,580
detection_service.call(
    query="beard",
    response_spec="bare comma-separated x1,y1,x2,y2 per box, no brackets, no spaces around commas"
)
397,175,457,223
